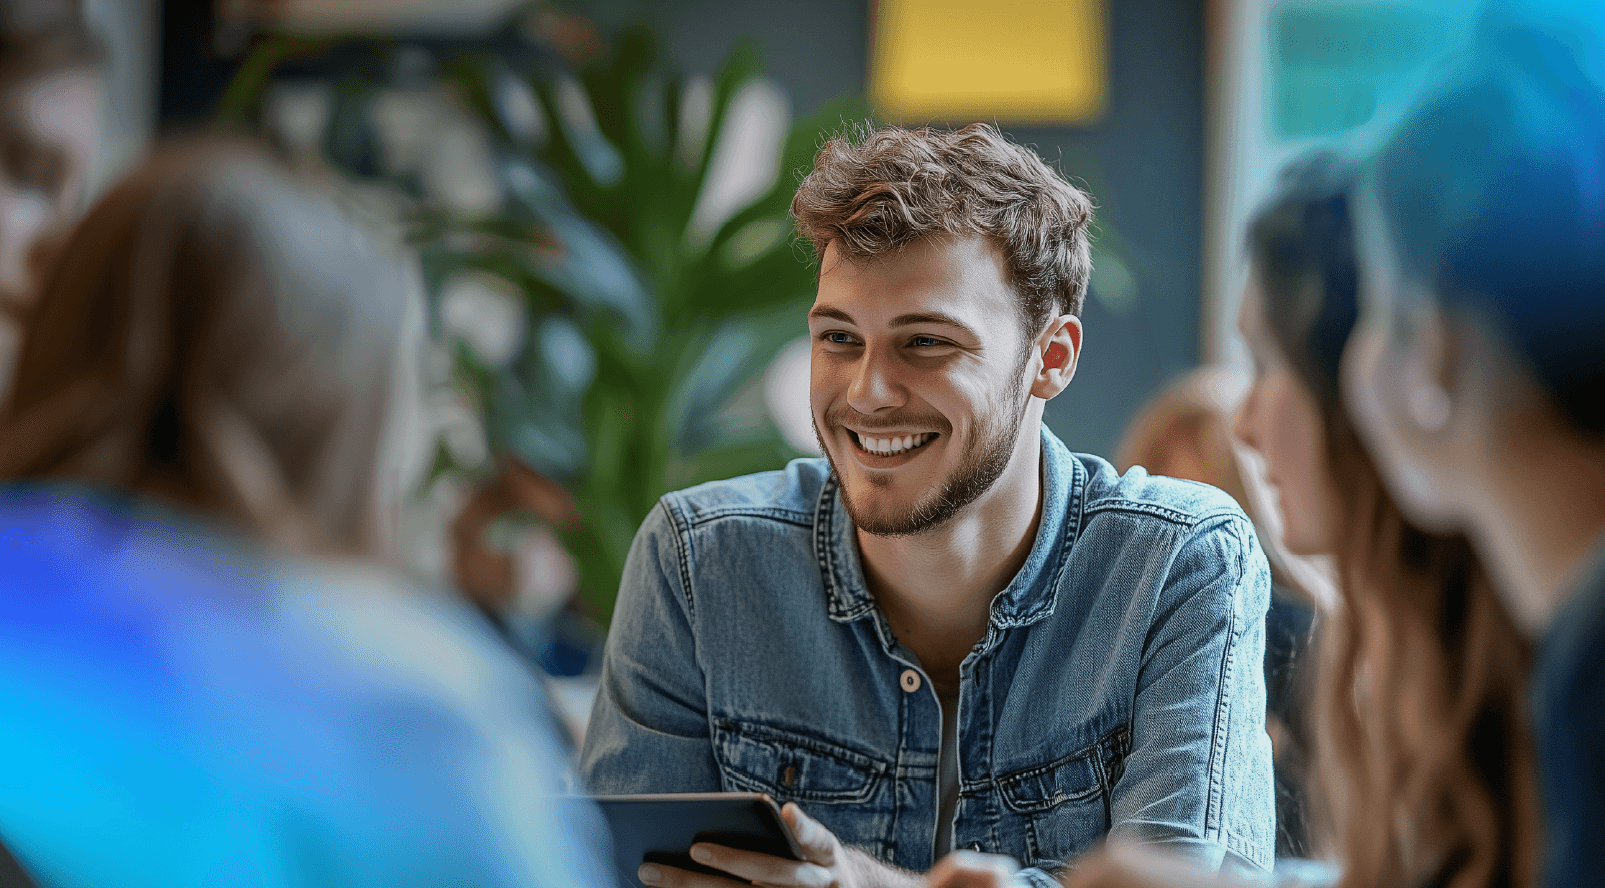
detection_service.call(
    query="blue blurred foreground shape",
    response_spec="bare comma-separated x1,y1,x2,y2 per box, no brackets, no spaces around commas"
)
1359,3,1605,888
0,485,609,888
0,138,612,887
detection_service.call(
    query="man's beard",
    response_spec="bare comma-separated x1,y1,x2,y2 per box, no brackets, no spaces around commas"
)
815,383,1032,538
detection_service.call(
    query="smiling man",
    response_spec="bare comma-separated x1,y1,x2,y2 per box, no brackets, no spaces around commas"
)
579,124,1274,887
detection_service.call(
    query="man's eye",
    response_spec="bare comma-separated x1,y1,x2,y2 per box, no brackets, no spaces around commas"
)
823,331,857,345
910,336,942,348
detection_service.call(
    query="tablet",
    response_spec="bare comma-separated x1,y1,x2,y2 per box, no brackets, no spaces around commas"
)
592,792,806,887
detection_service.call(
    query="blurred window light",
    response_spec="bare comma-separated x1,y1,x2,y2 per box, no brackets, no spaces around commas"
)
871,0,1107,124
1268,1,1474,141
763,337,820,456
439,271,526,369
688,79,791,249
265,81,332,159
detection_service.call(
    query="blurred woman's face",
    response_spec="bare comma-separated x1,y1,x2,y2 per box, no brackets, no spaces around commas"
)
1233,278,1339,556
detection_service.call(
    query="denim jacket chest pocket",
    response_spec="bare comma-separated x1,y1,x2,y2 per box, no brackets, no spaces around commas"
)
993,728,1129,869
711,719,896,855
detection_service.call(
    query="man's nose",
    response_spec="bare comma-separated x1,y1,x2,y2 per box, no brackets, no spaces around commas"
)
846,346,904,414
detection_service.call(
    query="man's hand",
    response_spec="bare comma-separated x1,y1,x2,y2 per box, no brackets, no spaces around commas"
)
925,851,1023,888
636,803,922,888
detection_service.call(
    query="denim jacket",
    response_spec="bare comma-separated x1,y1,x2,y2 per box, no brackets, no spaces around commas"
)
580,428,1275,883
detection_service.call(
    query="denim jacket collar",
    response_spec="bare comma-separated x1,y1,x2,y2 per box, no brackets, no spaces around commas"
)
814,426,1087,630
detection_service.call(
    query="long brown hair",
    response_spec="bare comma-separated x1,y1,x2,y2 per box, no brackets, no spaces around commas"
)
1248,153,1540,888
0,137,415,556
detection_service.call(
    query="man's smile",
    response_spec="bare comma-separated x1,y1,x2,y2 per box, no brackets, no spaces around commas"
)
843,428,941,467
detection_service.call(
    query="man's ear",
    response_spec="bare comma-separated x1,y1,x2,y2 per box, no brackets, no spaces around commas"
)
1030,314,1082,400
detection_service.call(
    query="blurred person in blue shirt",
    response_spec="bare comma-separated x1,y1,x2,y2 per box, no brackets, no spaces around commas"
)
580,123,1274,888
1344,3,1605,887
0,138,611,888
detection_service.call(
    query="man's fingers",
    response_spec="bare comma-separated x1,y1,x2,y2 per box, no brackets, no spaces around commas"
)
688,843,833,887
926,851,1020,888
781,803,839,866
637,861,748,888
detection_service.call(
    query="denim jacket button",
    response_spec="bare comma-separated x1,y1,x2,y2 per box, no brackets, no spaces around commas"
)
899,669,921,693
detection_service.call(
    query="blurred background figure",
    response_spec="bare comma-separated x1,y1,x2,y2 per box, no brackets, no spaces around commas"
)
1115,367,1316,861
0,137,608,888
0,0,103,390
1345,3,1605,887
1115,369,1248,503
1235,153,1537,888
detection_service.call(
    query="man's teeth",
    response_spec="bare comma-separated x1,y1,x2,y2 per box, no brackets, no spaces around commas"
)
859,432,934,456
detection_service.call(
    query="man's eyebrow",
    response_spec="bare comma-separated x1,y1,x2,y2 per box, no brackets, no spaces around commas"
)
889,312,977,335
808,306,855,324
806,306,979,337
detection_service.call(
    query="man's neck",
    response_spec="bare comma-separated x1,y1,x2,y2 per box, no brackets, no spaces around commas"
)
856,423,1046,685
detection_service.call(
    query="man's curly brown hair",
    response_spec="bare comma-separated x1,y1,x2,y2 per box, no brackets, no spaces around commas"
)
790,122,1095,339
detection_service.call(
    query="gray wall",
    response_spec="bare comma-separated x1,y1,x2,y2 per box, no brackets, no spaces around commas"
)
639,0,1205,459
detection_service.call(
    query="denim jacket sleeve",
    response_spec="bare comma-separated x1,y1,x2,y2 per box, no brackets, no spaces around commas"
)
1106,512,1275,873
578,499,722,794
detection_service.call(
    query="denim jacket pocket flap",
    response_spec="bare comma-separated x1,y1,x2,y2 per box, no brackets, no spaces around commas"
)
996,748,1102,814
712,720,886,804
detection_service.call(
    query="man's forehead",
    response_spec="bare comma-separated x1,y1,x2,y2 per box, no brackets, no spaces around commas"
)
812,235,1014,326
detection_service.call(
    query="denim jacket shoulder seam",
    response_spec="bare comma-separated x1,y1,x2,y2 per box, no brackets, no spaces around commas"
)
658,494,699,621
682,506,814,530
1081,499,1243,528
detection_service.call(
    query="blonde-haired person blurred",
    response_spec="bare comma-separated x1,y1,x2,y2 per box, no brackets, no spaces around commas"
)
1114,367,1318,862
0,137,609,887
927,153,1539,888
1115,369,1249,506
